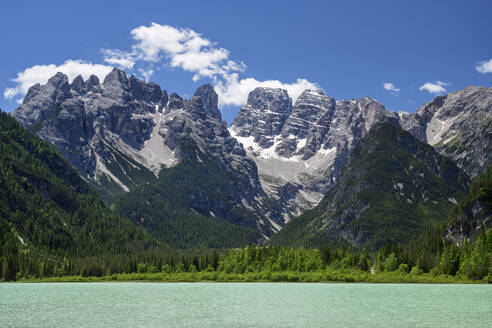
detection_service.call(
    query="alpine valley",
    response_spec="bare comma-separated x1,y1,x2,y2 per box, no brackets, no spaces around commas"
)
5,68,492,250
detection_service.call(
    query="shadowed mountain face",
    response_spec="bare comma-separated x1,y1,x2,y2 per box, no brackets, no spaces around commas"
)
270,123,470,250
400,86,492,179
445,165,492,245
0,111,158,255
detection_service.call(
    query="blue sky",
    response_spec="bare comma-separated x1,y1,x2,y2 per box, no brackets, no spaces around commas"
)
1,0,491,122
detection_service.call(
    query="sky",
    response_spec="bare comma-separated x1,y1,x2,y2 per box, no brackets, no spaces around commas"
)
1,0,491,123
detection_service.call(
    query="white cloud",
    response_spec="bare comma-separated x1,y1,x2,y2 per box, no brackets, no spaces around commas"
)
5,23,318,107
138,68,154,81
101,49,135,69
382,82,400,93
101,23,245,82
418,81,450,94
4,60,113,100
215,73,318,107
476,58,492,73
102,23,317,107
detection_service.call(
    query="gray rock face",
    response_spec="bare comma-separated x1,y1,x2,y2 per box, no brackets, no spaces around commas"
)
11,68,281,238
128,75,162,103
400,86,492,179
232,88,292,148
277,90,336,159
445,199,492,245
15,72,72,128
13,68,162,195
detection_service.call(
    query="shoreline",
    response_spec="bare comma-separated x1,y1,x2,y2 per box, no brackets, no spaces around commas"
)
6,270,488,284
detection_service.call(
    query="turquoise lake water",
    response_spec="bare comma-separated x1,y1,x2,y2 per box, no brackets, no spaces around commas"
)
0,282,491,327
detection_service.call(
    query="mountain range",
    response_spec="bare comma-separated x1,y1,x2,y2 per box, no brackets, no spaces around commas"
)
7,68,492,248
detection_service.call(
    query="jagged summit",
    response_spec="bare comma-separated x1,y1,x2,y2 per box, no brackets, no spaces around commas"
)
191,83,221,120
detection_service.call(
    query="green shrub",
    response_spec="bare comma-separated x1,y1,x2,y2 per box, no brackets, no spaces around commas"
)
397,263,409,273
136,263,147,274
383,253,399,272
410,266,423,275
161,264,173,274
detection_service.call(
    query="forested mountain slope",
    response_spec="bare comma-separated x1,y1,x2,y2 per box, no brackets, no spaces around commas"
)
0,111,158,257
271,122,469,249
114,137,262,248
445,165,492,244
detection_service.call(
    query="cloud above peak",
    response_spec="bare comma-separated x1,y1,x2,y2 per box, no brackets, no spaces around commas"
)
4,23,317,106
215,74,318,107
476,58,492,73
382,82,400,94
101,23,317,105
418,81,450,94
102,23,246,83
3,60,112,101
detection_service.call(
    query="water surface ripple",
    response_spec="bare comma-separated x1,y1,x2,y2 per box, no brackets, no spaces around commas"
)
0,282,491,327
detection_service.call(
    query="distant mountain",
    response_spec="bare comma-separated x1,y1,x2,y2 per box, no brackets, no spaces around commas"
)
0,111,157,256
400,86,492,179
270,122,469,249
445,165,492,244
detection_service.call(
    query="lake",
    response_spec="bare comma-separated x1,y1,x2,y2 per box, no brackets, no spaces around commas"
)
0,282,491,327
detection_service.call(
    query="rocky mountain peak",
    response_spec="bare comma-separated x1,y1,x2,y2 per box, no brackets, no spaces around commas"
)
194,84,218,109
293,89,328,105
103,67,129,90
399,86,492,178
190,84,221,120
231,87,292,148
13,72,72,127
128,75,162,103
70,75,85,94
47,72,71,98
47,72,69,88
23,83,41,104
168,92,184,110
86,75,100,90
247,87,292,113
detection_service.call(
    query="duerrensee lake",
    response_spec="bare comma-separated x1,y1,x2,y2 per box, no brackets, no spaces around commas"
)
0,282,491,327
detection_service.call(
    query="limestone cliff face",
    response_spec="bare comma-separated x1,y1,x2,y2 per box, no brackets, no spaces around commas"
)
400,86,492,179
